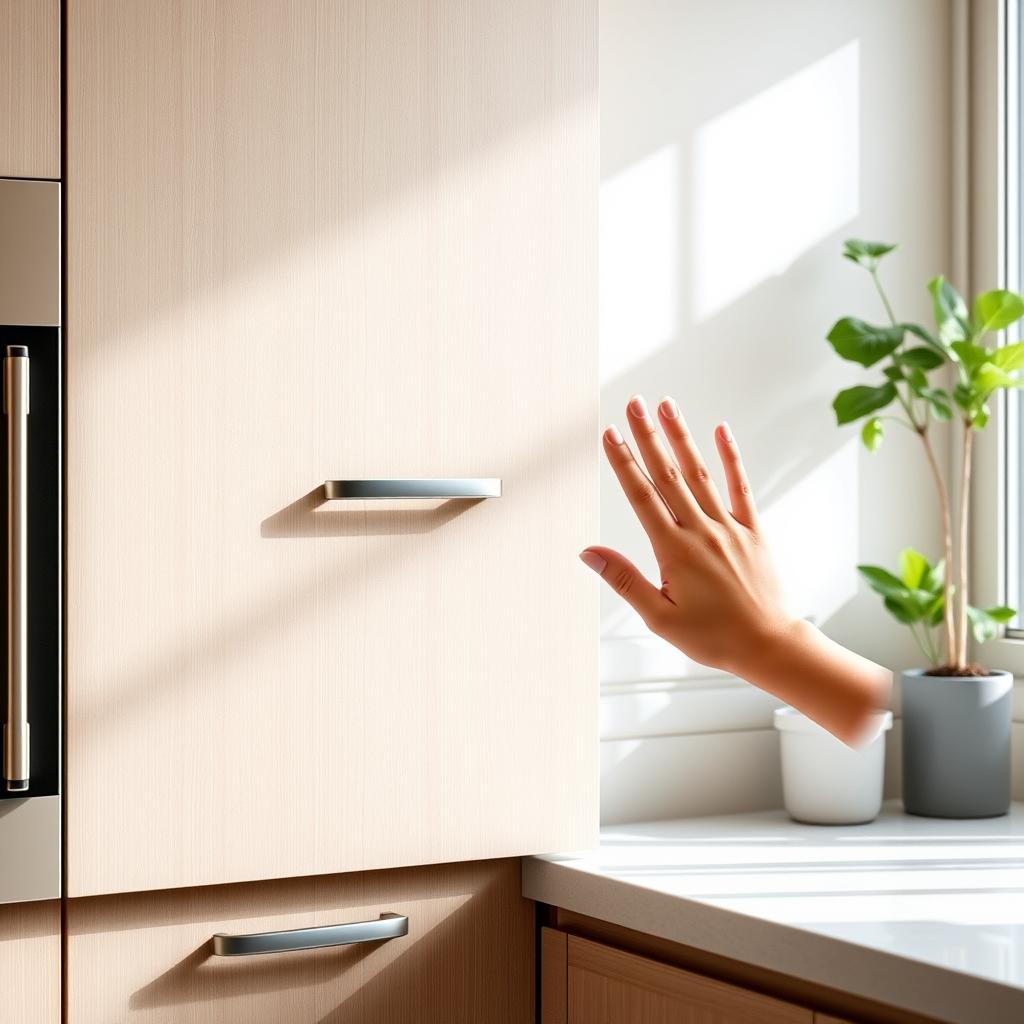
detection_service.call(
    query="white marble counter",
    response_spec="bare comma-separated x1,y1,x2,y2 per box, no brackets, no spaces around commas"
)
523,802,1024,1023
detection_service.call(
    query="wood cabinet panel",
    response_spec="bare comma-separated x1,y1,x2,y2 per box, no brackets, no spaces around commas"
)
0,0,60,178
66,858,532,1024
66,0,597,896
0,899,60,1022
567,935,813,1024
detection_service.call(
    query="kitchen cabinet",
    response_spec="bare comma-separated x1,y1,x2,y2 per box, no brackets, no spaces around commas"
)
550,931,813,1024
66,858,532,1023
0,900,61,1022
0,0,60,178
66,0,597,897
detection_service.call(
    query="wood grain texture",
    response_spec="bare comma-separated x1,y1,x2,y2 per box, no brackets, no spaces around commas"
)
66,0,598,896
0,0,60,178
66,858,532,1023
0,899,60,1022
541,927,568,1024
815,1017,858,1024
552,910,942,1024
567,935,812,1024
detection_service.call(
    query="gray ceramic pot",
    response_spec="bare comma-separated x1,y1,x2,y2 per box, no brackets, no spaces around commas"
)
901,668,1013,818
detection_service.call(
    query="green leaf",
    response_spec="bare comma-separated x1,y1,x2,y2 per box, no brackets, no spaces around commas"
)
827,318,904,367
861,417,884,451
858,565,909,599
926,593,945,627
953,380,975,409
970,402,991,429
918,386,953,420
928,275,972,343
842,239,897,269
924,558,946,593
951,340,989,373
883,366,905,382
884,594,924,625
899,548,929,589
967,605,999,643
903,322,948,355
973,361,1020,396
833,383,898,425
897,347,945,370
992,341,1024,372
985,605,1017,623
906,367,929,392
974,289,1024,334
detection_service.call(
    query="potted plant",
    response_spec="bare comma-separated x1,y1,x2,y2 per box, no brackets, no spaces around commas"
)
826,239,1020,818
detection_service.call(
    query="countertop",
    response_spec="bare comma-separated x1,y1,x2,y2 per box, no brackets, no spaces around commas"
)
523,802,1024,1023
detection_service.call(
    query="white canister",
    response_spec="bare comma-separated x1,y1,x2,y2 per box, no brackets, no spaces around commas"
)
773,707,893,825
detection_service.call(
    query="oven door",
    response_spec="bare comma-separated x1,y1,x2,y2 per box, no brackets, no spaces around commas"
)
0,178,61,903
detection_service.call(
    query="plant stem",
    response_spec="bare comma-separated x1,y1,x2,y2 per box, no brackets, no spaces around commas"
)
956,421,974,669
918,426,957,665
871,268,898,326
869,261,955,665
908,623,936,666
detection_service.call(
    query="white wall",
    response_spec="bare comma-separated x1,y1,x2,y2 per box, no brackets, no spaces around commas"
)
601,0,953,682
599,0,955,821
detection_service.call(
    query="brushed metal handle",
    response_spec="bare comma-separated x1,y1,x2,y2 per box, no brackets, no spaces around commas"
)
323,478,501,500
212,912,408,956
4,346,29,793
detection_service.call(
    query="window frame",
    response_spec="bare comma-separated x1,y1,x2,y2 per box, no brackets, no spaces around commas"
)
970,0,1024,673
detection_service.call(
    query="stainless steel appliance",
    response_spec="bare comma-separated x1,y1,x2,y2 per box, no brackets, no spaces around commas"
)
0,177,61,903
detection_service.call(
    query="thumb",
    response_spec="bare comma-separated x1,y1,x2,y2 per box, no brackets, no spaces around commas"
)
579,546,670,628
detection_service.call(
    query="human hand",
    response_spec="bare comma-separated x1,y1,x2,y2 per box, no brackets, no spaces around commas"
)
581,395,891,745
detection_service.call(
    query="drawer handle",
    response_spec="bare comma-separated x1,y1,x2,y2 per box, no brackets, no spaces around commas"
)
323,478,501,500
4,346,30,793
212,912,408,956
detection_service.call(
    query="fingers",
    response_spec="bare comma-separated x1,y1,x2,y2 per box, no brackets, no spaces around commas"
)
625,396,703,526
655,397,728,521
714,421,758,527
603,424,677,542
579,546,673,629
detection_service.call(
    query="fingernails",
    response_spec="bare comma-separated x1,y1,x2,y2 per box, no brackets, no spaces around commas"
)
605,424,624,445
720,421,733,443
659,397,679,419
579,550,607,574
628,395,648,419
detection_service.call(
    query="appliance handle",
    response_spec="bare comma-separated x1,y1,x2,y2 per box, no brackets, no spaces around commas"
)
4,345,30,793
212,912,408,956
323,478,500,500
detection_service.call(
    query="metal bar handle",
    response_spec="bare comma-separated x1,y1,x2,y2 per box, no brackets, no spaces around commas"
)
4,345,29,793
323,478,501,500
212,912,408,956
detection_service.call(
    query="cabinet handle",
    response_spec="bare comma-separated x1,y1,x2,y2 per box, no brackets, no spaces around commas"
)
212,912,409,956
323,478,501,500
4,346,29,793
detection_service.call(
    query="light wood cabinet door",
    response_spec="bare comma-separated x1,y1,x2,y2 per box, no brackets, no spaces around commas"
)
0,899,60,1022
66,859,532,1024
565,935,813,1024
0,0,60,178
66,0,597,897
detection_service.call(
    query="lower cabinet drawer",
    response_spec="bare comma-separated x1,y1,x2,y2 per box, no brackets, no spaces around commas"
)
66,859,533,1024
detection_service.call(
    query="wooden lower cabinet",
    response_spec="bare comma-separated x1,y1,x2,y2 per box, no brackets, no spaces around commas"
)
557,933,811,1024
66,859,532,1024
0,899,60,1022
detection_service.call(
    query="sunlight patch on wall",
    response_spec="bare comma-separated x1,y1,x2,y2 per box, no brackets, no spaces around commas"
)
760,438,859,625
692,41,860,322
600,144,679,383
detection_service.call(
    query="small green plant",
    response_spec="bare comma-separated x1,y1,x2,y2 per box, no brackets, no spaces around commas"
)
827,239,1023,673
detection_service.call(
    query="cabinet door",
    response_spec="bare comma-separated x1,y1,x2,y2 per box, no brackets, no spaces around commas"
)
0,900,60,1022
66,859,532,1024
567,935,813,1024
0,0,60,178
66,0,597,896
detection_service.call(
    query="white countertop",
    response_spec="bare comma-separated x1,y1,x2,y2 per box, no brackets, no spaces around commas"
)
523,802,1024,1024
